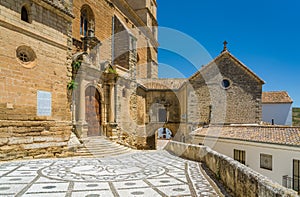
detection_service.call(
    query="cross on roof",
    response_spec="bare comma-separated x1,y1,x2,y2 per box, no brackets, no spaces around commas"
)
222,40,228,52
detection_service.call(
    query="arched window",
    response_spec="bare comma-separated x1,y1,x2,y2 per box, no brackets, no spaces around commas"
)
21,6,29,22
80,5,94,37
80,11,88,36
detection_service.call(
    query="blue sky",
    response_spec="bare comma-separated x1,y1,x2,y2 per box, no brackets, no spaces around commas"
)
157,1,300,107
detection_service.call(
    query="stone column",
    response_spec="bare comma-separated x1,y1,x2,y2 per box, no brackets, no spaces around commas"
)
109,83,115,123
101,72,118,139
76,71,88,138
78,79,86,124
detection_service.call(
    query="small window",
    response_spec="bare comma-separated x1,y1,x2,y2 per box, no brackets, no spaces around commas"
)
260,154,272,170
234,149,246,164
158,108,167,122
152,26,157,37
80,13,88,36
21,6,29,23
16,46,37,68
293,159,300,192
80,5,95,37
19,51,30,62
221,79,231,89
129,36,137,52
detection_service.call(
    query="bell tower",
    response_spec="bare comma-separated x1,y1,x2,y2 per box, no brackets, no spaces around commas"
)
126,0,157,38
126,0,158,79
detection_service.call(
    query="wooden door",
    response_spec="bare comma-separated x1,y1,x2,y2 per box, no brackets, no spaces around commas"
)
85,86,101,136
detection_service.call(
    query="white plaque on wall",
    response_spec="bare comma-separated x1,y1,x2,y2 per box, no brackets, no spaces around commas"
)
37,91,52,116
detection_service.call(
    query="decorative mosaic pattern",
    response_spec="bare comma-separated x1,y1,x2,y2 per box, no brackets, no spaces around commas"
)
0,151,220,197
41,162,166,182
188,162,219,196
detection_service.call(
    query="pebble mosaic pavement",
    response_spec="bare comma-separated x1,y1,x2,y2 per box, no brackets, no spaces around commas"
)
0,151,220,197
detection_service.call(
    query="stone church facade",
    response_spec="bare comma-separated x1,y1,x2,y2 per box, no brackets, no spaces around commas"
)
0,0,264,160
70,0,159,149
0,0,73,160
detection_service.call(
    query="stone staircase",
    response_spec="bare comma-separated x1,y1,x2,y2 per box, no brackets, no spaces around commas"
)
77,136,136,158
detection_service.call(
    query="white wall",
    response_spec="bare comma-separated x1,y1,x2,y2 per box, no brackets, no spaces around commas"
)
193,136,300,186
262,103,293,126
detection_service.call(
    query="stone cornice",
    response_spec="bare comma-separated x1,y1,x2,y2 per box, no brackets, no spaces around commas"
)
34,0,74,20
0,20,68,50
133,7,158,26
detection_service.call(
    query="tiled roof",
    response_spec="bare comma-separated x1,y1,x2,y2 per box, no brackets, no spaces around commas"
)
138,79,186,90
192,125,300,147
262,91,293,104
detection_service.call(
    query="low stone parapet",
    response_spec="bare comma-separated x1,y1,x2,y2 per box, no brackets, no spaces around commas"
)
164,141,298,197
0,120,72,161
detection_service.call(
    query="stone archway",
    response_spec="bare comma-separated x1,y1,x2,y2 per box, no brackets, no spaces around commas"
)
156,127,173,150
157,127,173,140
85,86,101,136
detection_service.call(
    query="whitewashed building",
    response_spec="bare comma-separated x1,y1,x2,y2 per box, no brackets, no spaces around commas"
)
157,128,173,139
191,125,300,192
262,91,293,126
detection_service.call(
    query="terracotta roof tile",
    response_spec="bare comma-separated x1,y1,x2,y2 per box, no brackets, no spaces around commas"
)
192,125,300,147
262,91,293,104
138,79,186,90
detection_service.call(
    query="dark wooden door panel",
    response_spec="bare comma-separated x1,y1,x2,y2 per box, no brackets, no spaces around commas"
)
85,87,101,137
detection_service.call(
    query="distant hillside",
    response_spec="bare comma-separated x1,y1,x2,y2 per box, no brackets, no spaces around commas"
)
292,108,300,126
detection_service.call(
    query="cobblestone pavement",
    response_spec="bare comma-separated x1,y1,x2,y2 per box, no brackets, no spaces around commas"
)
0,151,221,197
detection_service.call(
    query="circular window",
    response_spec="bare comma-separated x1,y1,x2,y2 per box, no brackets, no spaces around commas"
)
16,46,36,68
221,79,231,89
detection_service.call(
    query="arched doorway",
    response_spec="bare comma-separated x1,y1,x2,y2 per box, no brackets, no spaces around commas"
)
157,127,173,139
156,127,173,150
85,86,101,136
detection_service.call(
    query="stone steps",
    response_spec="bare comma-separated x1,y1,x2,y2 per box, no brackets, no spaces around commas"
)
79,136,135,158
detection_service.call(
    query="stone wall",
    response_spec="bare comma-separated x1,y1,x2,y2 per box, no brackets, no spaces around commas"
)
164,141,298,197
293,107,300,126
72,0,158,79
187,52,263,125
0,1,72,121
0,120,72,161
0,0,73,160
115,79,149,149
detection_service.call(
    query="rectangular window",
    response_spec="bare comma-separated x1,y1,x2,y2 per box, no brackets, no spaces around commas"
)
158,108,167,122
129,36,137,52
234,149,245,165
293,159,300,192
260,154,272,170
